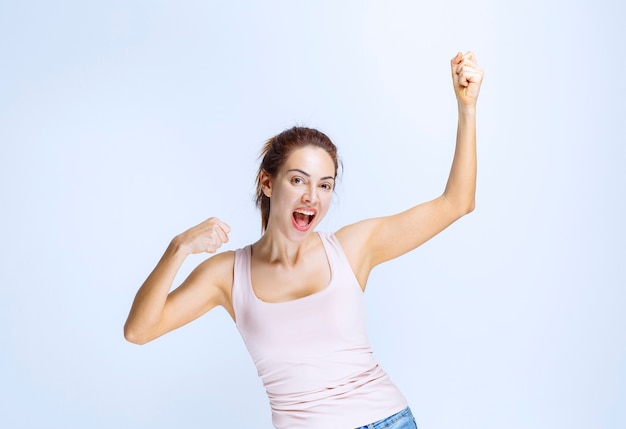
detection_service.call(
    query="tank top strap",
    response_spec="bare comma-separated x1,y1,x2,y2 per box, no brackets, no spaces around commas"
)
232,245,254,322
317,231,356,287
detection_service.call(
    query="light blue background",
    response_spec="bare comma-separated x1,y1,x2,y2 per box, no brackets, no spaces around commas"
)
1,1,624,428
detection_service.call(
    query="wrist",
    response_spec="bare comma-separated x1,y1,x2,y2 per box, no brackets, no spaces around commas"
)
169,234,192,258
457,103,477,116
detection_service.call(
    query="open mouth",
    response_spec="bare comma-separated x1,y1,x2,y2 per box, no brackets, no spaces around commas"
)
292,208,316,231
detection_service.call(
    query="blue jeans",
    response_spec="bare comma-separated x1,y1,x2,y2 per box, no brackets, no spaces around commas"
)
355,407,418,429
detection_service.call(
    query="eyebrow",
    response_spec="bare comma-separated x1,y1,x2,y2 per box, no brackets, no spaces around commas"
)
287,169,335,181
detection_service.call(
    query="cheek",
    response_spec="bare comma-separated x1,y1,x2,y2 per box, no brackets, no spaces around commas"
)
320,193,333,211
272,183,293,199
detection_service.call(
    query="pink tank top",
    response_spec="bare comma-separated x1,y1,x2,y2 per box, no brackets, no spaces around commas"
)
232,232,407,429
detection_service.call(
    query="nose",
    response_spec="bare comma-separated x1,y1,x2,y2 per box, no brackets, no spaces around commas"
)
302,184,318,204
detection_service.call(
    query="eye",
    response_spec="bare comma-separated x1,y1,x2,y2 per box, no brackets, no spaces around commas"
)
320,182,333,191
291,176,304,185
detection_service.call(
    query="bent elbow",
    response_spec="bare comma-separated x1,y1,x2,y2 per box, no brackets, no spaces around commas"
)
124,323,149,345
450,199,475,219
443,193,475,218
465,199,476,215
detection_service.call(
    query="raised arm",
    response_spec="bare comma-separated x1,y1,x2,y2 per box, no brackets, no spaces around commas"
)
124,217,233,345
336,52,484,287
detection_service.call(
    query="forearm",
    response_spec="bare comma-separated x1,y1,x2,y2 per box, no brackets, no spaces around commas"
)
442,104,477,214
124,237,189,344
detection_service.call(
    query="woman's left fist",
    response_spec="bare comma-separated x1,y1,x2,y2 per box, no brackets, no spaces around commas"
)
451,51,484,107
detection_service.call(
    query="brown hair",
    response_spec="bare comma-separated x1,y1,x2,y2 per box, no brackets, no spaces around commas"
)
255,126,340,231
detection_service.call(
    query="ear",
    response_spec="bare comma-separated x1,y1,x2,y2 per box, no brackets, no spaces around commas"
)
259,170,272,198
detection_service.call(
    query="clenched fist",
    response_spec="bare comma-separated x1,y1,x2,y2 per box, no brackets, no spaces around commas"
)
175,217,231,255
451,51,484,107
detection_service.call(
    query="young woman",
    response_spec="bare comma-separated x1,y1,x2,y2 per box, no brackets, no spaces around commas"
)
124,52,484,429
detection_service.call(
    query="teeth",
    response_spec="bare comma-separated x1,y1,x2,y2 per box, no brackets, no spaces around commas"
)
294,209,315,216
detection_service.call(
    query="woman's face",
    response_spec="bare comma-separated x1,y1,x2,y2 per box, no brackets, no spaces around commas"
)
263,145,336,237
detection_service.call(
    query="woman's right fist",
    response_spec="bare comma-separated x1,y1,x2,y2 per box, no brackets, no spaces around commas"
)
175,217,231,255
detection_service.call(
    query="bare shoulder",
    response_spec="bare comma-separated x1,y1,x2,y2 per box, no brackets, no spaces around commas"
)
335,219,377,257
191,250,236,294
170,249,237,321
334,219,380,288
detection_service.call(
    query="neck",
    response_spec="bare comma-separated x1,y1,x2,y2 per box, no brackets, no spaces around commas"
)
253,227,316,267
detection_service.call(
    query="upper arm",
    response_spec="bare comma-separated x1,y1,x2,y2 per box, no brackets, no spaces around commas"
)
336,195,470,286
157,251,235,338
